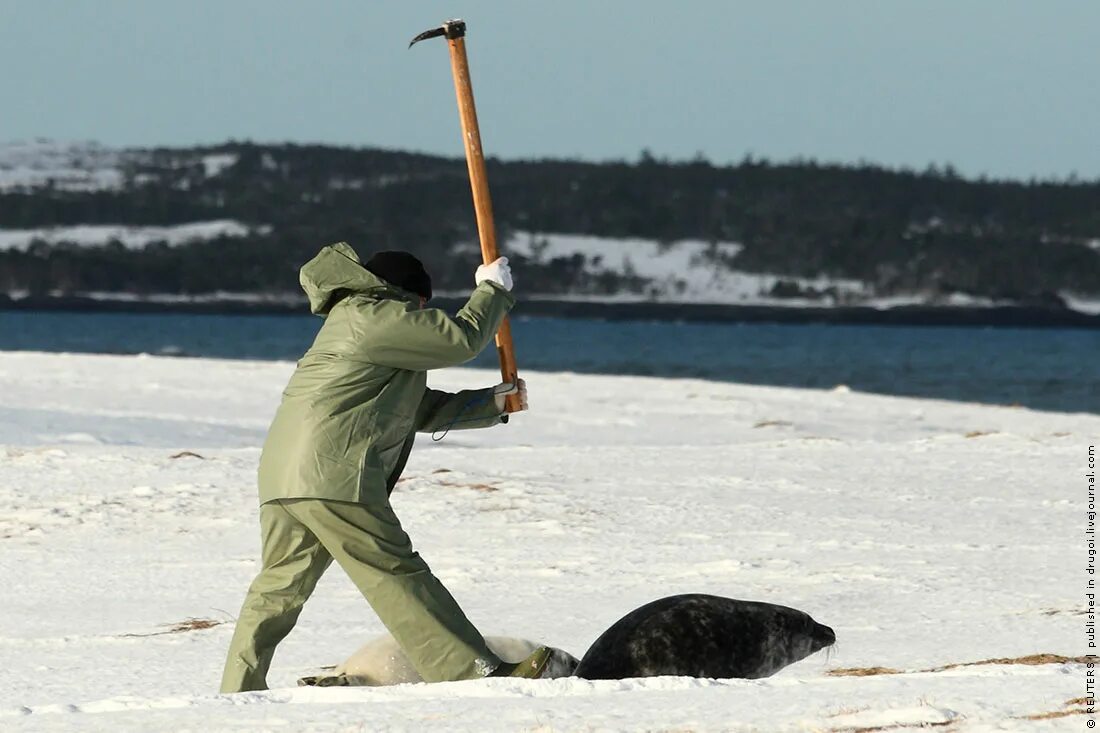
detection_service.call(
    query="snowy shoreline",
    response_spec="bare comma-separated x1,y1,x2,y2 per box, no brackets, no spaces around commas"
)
4,293,1100,329
0,352,1094,731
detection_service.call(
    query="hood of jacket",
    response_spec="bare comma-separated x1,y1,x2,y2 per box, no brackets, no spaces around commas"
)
300,242,417,315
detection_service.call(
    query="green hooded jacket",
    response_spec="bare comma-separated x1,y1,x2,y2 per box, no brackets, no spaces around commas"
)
257,242,516,505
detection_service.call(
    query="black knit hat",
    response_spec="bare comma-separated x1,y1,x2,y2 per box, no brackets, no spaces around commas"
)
363,251,432,301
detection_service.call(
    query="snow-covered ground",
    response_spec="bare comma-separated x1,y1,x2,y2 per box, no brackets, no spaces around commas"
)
480,231,1100,314
0,221,260,252
0,351,1093,731
0,140,128,193
499,231,872,306
1059,293,1100,316
0,141,240,193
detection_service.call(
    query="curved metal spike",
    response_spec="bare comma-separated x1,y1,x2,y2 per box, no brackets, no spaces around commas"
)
408,26,446,48
408,18,466,48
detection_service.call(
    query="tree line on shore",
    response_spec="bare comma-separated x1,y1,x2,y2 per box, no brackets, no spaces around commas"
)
1,142,1098,304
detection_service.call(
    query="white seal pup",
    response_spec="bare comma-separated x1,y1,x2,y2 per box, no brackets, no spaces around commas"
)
298,635,578,686
573,594,835,680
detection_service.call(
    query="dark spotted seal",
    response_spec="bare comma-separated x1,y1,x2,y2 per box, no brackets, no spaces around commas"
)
573,594,835,680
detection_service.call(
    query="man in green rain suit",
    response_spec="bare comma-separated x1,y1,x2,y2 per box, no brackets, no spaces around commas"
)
220,243,547,692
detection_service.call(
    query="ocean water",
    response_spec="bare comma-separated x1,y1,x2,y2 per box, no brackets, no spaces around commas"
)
1,310,1096,414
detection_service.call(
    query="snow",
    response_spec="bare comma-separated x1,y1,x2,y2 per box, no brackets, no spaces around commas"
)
0,141,240,192
497,232,1100,315
50,290,302,306
0,221,260,251
1061,292,1100,315
864,293,1006,309
0,140,127,192
201,154,238,178
501,231,871,305
0,351,1094,731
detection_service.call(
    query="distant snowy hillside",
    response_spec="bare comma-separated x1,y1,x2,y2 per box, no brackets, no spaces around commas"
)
499,231,872,306
0,141,259,255
0,221,260,251
460,231,1090,311
2,140,1098,316
0,140,131,193
0,140,241,194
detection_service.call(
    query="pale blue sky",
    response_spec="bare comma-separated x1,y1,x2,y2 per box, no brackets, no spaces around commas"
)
1,1,1096,180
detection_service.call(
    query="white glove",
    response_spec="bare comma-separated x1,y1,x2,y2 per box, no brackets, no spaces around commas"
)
476,257,513,292
493,378,528,412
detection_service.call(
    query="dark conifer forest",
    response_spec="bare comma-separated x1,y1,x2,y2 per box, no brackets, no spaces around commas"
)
1,142,1098,307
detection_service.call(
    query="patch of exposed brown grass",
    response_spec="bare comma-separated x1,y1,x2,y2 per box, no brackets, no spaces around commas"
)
828,666,903,677
123,617,224,637
1020,709,1084,720
169,451,206,460
931,653,1090,671
395,471,496,492
753,419,792,428
827,653,1091,678
1017,695,1094,720
439,481,498,492
828,722,956,733
963,430,996,438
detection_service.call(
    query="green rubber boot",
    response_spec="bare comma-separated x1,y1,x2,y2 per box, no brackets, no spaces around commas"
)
489,647,553,679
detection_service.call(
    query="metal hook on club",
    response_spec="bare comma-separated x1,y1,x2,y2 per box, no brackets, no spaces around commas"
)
408,19,466,49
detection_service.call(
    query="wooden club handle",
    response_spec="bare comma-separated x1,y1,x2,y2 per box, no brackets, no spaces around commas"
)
446,35,522,413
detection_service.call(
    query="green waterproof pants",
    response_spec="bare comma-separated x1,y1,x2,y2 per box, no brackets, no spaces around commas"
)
220,498,501,692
